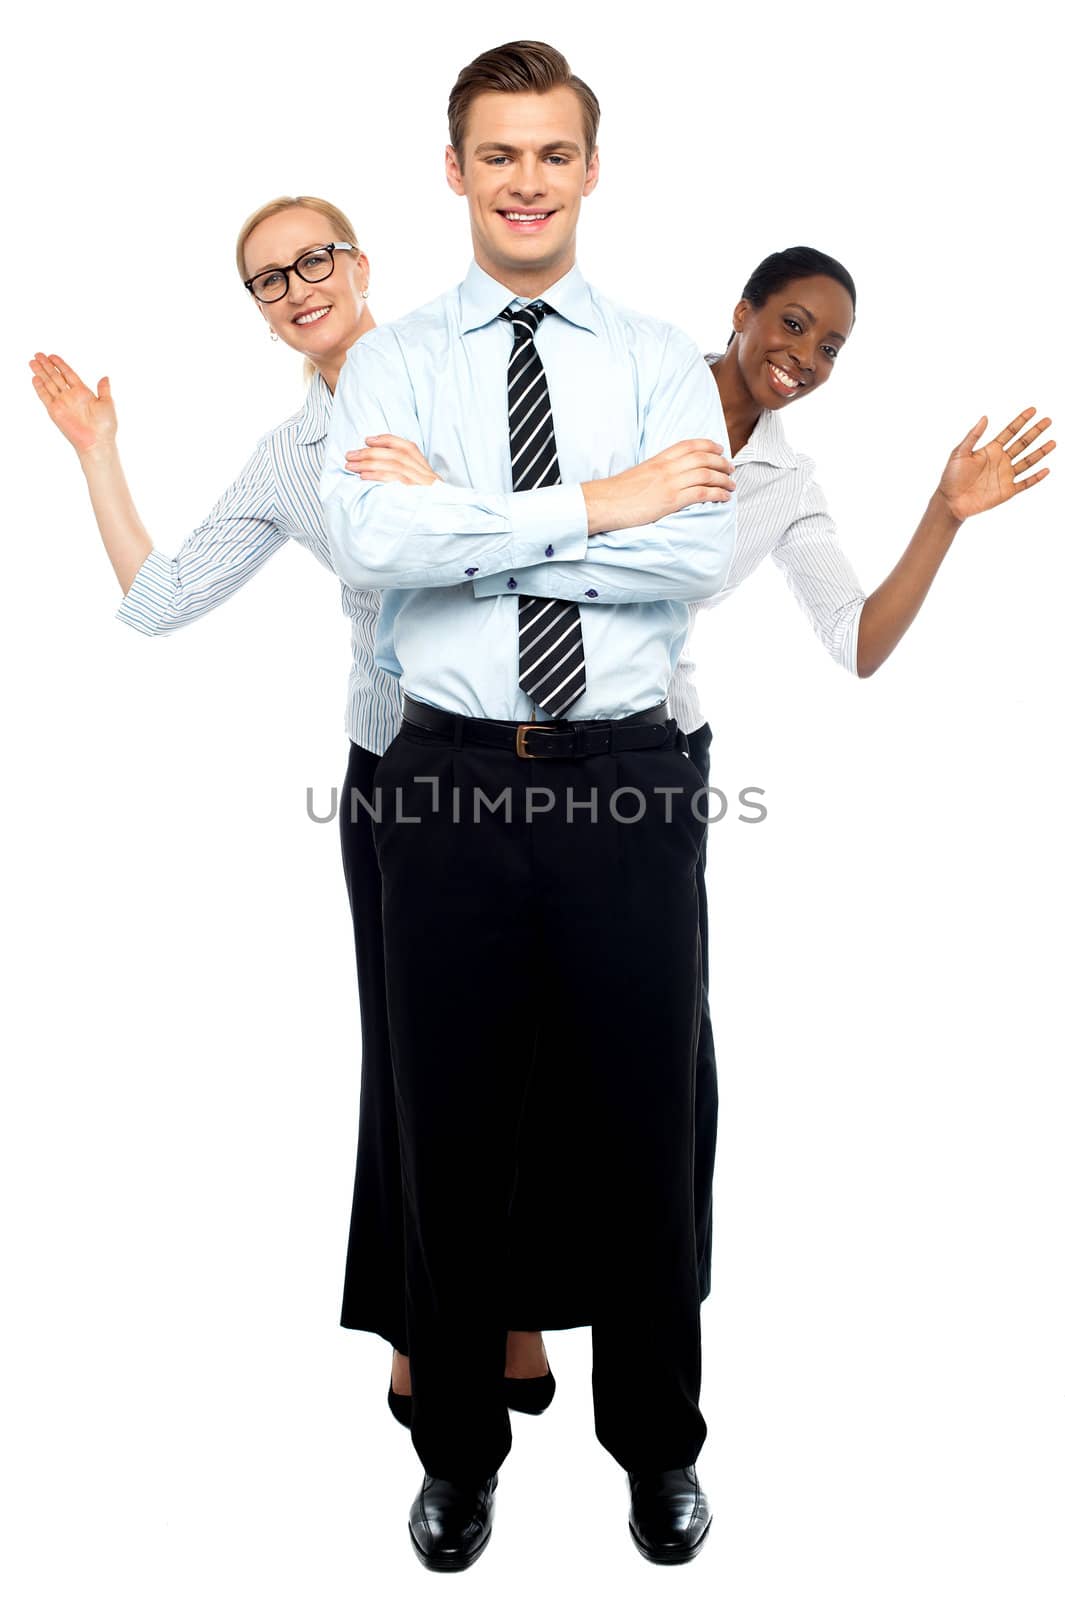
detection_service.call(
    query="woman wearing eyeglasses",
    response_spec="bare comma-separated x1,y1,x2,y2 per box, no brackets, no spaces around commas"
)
28,192,553,1429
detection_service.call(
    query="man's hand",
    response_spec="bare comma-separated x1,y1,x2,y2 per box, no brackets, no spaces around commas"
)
582,440,735,536
342,432,735,537
345,435,440,486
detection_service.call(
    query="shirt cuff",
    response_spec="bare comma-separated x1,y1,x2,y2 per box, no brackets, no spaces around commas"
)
463,486,586,595
115,548,177,634
841,603,863,676
506,483,587,566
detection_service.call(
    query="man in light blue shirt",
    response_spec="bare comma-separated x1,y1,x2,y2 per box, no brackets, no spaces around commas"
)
321,40,736,1572
322,265,734,721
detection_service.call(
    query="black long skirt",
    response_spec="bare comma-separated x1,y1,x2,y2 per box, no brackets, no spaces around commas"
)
338,724,718,1351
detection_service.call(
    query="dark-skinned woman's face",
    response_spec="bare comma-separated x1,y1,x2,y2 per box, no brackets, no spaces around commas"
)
732,274,855,411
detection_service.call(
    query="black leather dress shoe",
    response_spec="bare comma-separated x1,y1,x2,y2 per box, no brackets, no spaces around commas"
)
408,1473,498,1571
628,1466,711,1565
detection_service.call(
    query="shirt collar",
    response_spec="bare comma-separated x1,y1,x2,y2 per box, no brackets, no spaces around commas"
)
705,352,799,470
293,369,332,445
458,259,599,336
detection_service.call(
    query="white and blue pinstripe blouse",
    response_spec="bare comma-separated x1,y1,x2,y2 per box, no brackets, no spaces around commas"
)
115,371,403,755
667,356,867,733
116,357,866,748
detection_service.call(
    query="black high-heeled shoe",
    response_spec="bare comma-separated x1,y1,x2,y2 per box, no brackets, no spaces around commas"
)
387,1385,413,1429
387,1368,555,1428
504,1367,556,1414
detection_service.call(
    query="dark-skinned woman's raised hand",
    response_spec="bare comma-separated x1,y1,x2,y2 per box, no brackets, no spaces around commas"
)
936,407,1054,523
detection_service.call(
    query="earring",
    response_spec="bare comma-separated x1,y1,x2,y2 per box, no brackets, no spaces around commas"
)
269,328,279,341
362,289,370,300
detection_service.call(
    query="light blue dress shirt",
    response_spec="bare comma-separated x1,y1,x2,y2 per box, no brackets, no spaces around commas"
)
321,262,736,724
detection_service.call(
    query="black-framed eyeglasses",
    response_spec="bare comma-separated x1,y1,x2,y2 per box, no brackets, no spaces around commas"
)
244,242,358,304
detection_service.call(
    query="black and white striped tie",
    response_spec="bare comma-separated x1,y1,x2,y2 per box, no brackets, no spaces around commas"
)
501,302,587,720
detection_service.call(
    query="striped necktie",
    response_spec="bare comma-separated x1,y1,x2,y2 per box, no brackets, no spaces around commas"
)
500,302,587,720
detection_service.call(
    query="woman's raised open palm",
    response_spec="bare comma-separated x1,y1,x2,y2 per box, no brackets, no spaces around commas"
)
937,407,1054,522
29,352,117,457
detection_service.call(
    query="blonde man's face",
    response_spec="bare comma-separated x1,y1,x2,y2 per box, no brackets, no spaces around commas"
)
445,87,599,293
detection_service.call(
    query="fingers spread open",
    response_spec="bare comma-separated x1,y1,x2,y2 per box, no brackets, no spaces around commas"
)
1013,466,1050,492
1005,416,1053,458
1012,438,1056,476
954,416,988,453
994,407,1038,448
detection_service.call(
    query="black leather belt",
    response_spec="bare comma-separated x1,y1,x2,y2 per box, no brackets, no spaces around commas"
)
401,694,674,759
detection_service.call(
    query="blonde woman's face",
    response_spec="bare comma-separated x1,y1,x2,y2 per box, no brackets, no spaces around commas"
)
243,206,370,362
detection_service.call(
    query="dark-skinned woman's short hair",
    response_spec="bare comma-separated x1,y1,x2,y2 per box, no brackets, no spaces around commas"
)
726,246,856,347
741,246,857,314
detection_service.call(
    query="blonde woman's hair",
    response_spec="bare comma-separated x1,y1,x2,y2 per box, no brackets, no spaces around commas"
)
236,195,362,383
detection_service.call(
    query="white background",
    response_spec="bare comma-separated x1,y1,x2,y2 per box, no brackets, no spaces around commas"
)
2,1,1062,1595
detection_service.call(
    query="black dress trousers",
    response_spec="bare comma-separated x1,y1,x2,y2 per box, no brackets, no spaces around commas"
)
505,719,718,1327
370,716,709,1487
337,722,719,1349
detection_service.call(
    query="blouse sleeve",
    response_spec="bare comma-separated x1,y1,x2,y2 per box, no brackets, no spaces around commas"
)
770,467,866,674
115,441,288,635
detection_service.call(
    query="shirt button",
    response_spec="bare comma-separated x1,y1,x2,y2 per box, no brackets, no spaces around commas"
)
545,544,554,557
464,567,478,576
507,577,517,589
585,589,598,598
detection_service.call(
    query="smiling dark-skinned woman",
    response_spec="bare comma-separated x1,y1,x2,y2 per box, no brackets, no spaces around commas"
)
667,244,1055,1296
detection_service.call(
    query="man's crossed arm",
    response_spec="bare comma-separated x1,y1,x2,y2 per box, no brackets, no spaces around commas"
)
321,325,737,603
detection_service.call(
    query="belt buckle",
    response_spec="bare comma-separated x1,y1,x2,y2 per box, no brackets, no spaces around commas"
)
516,723,543,759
